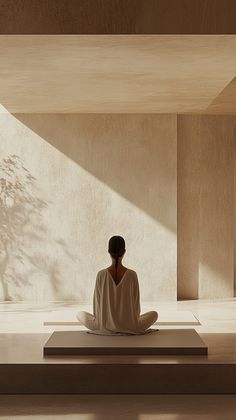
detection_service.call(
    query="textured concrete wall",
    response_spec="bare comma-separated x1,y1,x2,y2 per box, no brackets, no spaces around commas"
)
178,114,235,299
0,111,177,302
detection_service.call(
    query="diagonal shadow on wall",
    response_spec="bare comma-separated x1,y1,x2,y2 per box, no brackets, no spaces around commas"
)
13,113,177,233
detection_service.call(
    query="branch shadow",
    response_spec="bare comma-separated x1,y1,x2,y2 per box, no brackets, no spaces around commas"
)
0,155,78,301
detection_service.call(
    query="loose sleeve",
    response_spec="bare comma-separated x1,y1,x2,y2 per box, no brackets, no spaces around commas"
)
134,273,141,317
93,272,100,318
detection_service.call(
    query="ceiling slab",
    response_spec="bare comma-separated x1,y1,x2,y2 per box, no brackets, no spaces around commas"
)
0,35,236,113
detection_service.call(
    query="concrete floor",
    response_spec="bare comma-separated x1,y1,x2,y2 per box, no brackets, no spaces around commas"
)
0,395,236,419
1,299,236,418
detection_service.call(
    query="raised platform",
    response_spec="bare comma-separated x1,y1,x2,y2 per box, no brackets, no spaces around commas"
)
44,329,207,356
1,300,236,394
1,331,236,393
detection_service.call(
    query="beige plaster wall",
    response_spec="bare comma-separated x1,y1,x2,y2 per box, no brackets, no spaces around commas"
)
0,111,177,302
178,114,235,299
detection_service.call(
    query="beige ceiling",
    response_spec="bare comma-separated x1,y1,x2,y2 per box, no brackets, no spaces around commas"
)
0,35,236,113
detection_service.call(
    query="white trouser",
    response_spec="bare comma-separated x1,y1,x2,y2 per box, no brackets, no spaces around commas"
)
77,310,158,333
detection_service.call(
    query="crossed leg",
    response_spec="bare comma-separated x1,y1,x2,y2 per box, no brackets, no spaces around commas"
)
77,309,158,333
138,311,158,331
77,310,99,331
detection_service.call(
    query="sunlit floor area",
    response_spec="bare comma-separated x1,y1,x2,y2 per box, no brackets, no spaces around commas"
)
0,300,201,333
1,298,236,334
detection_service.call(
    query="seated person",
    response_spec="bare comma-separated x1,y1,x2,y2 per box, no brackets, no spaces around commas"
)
77,235,158,334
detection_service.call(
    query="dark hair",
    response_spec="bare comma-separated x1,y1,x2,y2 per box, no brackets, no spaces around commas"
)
108,236,126,281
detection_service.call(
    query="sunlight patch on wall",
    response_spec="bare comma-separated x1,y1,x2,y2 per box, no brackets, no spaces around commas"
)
0,107,176,302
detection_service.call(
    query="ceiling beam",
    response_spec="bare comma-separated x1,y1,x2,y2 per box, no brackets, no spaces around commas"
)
1,0,236,34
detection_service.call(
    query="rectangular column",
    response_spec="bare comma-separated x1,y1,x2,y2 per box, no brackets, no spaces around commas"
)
178,115,235,299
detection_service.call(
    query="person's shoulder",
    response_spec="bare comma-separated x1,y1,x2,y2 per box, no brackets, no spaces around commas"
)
127,268,138,279
95,269,105,287
96,268,107,278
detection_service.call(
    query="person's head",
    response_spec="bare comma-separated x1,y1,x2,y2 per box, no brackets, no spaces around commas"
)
108,235,126,269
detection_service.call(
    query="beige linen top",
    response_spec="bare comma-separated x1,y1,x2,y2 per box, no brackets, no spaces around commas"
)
92,268,143,334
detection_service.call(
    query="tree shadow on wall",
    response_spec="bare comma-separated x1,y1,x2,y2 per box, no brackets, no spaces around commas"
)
0,155,77,301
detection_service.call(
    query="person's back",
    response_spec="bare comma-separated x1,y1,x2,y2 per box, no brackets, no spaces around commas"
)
77,235,158,334
93,267,141,333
